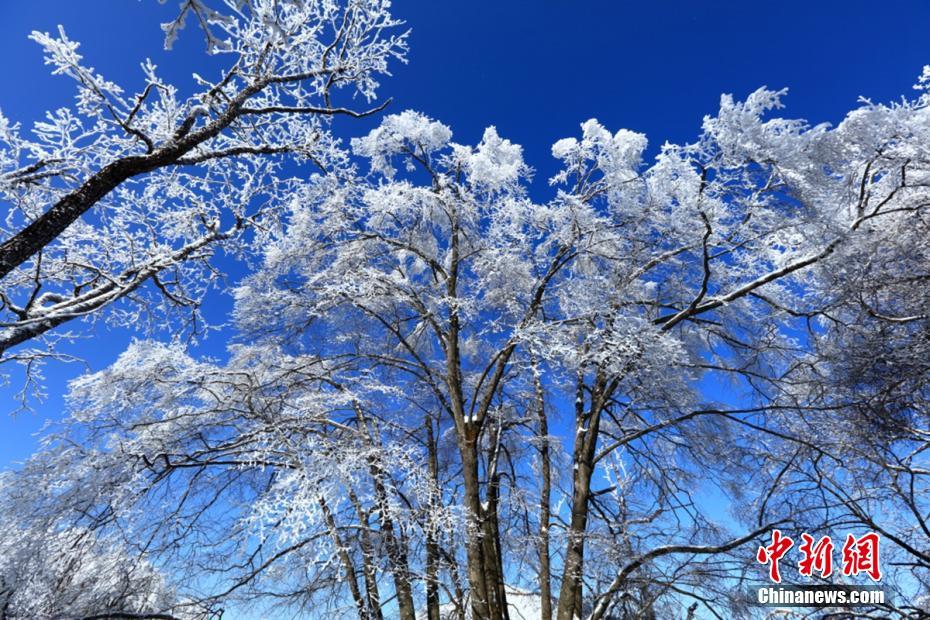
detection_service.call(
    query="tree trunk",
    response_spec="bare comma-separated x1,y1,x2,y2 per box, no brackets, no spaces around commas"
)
556,374,610,620
425,416,442,620
349,491,384,620
319,497,368,619
443,197,507,620
533,364,553,620
445,530,468,620
483,470,510,620
353,405,417,620
460,442,493,619
372,470,416,620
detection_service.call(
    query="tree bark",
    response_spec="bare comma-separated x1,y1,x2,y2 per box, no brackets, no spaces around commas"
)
483,469,509,620
459,442,493,619
533,364,553,620
425,416,442,620
353,406,417,620
349,491,384,620
319,497,368,619
555,373,610,620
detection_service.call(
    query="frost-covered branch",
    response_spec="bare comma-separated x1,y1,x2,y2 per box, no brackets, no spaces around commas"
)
0,0,407,381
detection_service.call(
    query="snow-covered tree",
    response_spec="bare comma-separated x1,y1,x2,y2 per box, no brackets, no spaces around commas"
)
0,521,179,619
5,4,930,618
744,71,930,617
0,0,406,391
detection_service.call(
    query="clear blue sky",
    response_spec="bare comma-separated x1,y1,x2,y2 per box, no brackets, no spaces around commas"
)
1,0,929,466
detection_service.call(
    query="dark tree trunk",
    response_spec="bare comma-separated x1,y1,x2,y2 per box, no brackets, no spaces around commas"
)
533,365,553,620
319,497,368,619
556,373,611,620
425,416,442,620
349,491,384,620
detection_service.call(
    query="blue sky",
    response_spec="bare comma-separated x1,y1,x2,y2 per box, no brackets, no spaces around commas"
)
2,0,930,467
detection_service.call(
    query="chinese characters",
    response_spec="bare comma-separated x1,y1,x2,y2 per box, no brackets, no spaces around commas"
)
756,530,882,583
